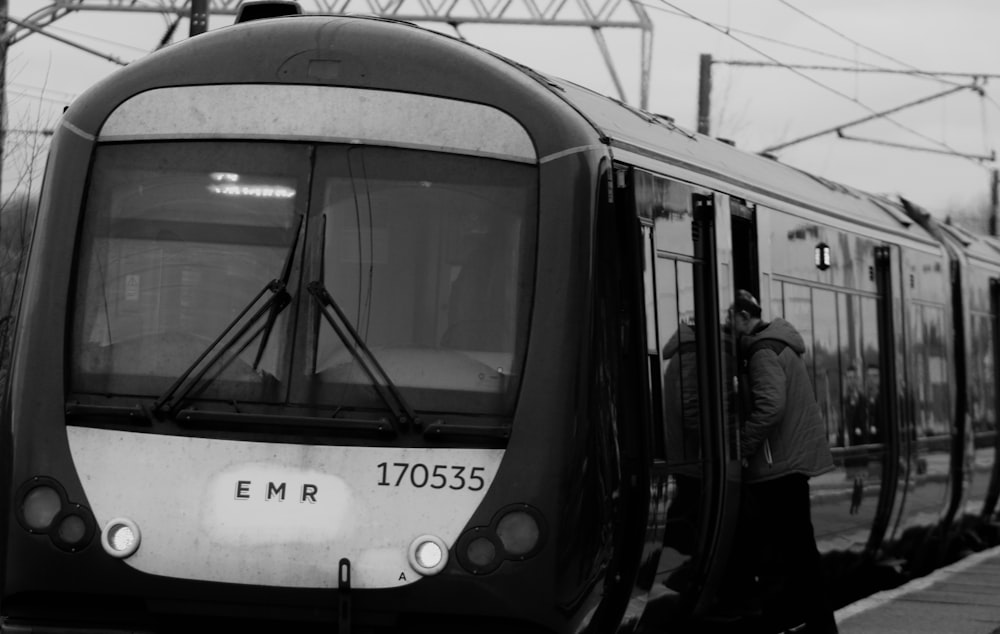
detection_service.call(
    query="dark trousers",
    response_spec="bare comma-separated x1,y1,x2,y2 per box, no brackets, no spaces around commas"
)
744,474,838,634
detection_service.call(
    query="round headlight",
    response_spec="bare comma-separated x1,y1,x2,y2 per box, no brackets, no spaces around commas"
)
466,536,497,567
57,514,88,545
408,534,448,575
497,510,541,557
102,517,141,559
21,485,62,531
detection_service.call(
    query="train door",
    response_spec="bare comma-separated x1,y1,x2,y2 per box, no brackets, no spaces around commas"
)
983,278,1000,517
866,246,903,552
630,169,735,627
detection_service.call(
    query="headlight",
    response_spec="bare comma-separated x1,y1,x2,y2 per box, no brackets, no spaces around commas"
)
20,484,61,531
102,517,141,558
408,534,448,575
457,504,545,574
15,477,97,552
496,510,540,558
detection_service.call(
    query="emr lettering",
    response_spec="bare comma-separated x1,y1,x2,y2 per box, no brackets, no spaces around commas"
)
234,480,318,502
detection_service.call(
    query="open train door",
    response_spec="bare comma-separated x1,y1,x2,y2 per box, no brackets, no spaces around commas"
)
864,246,904,554
633,177,741,630
663,195,759,628
981,278,1000,518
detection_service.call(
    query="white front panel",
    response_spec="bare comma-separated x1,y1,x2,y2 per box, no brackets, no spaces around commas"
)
68,427,503,588
97,85,537,163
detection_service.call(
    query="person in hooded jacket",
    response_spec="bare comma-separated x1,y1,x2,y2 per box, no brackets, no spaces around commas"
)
661,322,702,558
730,289,838,634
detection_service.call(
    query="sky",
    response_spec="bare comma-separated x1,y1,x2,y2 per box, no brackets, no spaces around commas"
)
5,0,1000,220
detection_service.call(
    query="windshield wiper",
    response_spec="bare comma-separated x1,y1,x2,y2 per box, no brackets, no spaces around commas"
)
253,215,304,369
174,408,396,437
307,280,419,433
152,216,303,417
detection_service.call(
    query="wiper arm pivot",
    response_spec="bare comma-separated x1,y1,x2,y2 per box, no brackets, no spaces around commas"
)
152,281,290,416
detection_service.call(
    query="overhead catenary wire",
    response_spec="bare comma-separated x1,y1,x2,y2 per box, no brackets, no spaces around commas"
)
650,0,982,166
8,82,77,100
7,89,71,107
636,0,960,88
770,1,999,161
775,0,966,87
4,16,129,66
708,60,1000,81
40,23,153,56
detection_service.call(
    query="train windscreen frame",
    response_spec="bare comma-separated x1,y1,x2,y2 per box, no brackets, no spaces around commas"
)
69,141,537,418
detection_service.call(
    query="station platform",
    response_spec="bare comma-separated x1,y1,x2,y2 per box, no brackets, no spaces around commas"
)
836,544,1000,633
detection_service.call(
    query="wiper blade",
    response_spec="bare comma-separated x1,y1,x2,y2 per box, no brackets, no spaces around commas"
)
152,216,303,417
152,282,290,416
422,420,510,441
175,408,396,437
307,280,419,432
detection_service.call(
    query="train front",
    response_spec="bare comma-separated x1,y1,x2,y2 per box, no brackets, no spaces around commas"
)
1,11,615,634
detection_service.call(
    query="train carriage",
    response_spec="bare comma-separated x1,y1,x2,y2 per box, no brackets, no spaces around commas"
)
900,204,1000,554
2,3,998,633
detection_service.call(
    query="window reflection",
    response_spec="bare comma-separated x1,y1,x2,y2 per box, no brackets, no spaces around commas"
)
70,142,538,417
767,283,894,451
312,147,536,414
968,271,996,434
635,170,695,258
812,289,839,446
659,260,701,467
639,171,706,571
910,302,951,436
72,142,307,399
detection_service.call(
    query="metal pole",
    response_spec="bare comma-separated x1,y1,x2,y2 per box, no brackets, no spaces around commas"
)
0,0,8,204
697,53,711,135
990,168,998,237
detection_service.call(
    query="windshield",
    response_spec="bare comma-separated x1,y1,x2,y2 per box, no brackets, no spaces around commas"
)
70,142,536,417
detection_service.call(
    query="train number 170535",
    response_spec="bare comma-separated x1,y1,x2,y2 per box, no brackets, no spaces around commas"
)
376,462,486,491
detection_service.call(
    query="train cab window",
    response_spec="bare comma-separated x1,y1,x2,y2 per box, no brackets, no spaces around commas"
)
70,142,537,418
70,142,309,400
306,146,536,415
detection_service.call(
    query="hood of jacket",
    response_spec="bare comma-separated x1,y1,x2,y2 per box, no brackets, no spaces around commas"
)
662,321,696,360
739,317,805,356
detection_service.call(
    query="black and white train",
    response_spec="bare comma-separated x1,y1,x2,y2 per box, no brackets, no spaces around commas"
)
2,3,998,632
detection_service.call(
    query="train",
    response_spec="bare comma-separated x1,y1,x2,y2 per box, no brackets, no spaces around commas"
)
2,2,999,632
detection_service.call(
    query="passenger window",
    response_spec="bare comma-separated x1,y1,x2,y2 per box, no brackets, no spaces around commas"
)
657,258,701,466
812,289,840,446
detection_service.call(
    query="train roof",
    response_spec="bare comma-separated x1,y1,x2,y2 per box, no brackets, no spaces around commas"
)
899,197,1000,275
69,10,943,250
540,76,940,245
